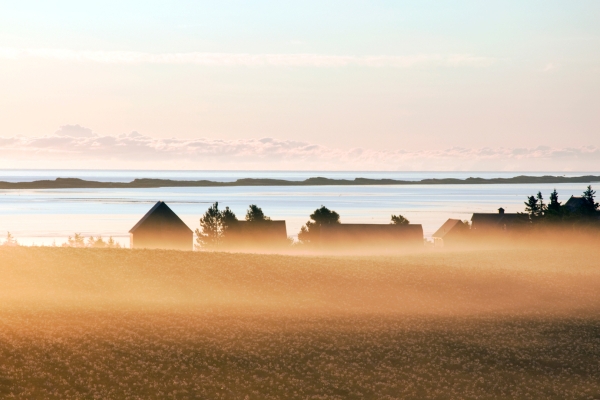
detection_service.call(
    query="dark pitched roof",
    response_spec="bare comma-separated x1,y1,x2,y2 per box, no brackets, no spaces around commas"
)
228,220,288,239
564,196,587,211
129,201,192,233
432,219,462,238
471,213,525,226
320,224,423,242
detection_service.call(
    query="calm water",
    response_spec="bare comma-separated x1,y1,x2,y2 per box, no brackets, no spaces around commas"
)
0,170,597,246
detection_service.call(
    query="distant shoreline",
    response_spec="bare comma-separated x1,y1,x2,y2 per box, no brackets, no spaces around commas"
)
0,175,599,189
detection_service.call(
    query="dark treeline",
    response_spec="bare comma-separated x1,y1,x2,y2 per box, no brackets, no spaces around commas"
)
441,185,600,247
521,185,599,226
195,203,411,249
195,202,277,249
1,175,600,189
195,185,600,250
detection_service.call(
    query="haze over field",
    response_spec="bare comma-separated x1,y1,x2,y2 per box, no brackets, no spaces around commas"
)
0,245,599,398
1,2,599,398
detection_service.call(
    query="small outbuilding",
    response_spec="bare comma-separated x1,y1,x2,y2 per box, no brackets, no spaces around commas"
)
129,201,193,250
320,224,423,249
432,218,469,247
564,196,587,213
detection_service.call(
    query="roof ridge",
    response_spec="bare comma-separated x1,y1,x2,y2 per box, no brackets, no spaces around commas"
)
129,201,191,233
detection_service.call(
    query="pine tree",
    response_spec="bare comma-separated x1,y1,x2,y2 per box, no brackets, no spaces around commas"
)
582,185,599,214
548,189,561,213
195,203,240,248
107,236,121,248
65,233,86,248
2,232,18,247
195,202,223,248
536,192,547,217
524,195,539,218
87,236,107,248
298,206,340,245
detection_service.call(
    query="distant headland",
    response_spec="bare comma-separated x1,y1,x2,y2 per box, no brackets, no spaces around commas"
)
0,175,599,189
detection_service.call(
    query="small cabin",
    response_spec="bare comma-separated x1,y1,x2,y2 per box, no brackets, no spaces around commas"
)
432,219,468,247
564,196,587,213
320,224,423,249
129,201,193,250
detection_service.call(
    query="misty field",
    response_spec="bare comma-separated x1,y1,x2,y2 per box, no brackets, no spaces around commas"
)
0,247,599,399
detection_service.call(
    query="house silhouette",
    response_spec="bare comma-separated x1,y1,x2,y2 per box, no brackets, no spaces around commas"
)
471,208,525,232
432,219,468,246
564,196,587,212
129,201,193,250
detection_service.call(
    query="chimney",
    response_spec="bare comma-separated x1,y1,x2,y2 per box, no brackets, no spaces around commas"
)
498,207,505,215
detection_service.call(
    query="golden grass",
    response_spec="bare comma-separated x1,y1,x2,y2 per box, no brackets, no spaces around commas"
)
0,246,599,399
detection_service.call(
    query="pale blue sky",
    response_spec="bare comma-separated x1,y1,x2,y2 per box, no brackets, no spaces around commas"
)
2,1,598,54
0,1,598,169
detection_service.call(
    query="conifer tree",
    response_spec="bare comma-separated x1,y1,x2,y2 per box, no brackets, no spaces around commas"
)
196,202,224,248
195,202,240,248
548,189,561,213
2,232,18,247
107,236,121,248
536,192,547,217
524,195,539,218
87,236,107,248
65,233,86,248
582,185,599,214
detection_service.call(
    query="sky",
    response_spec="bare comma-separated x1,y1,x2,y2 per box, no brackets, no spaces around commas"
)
0,0,599,170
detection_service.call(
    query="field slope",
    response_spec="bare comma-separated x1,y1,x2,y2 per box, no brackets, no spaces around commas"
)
0,246,599,399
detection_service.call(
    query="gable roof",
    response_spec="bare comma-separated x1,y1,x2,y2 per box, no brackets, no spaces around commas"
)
129,201,192,233
564,196,587,211
432,219,462,238
471,213,525,226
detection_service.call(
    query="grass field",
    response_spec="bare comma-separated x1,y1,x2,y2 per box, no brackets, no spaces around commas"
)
0,246,599,399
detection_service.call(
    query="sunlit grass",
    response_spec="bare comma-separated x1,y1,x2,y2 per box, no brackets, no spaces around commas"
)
0,247,599,399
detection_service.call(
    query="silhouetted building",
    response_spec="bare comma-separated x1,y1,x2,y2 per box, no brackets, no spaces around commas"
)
432,219,469,246
564,196,587,212
224,220,288,248
129,201,193,250
320,224,423,249
471,208,526,232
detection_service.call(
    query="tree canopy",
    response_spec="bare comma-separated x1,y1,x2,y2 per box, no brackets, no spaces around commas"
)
245,204,271,223
582,185,599,214
391,214,410,225
522,186,599,225
195,202,239,248
298,206,340,244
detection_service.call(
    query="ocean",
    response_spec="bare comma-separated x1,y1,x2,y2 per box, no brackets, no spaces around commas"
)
0,170,597,246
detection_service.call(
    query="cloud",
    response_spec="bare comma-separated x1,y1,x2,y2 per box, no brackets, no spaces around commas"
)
0,48,496,68
54,124,96,138
0,126,598,171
